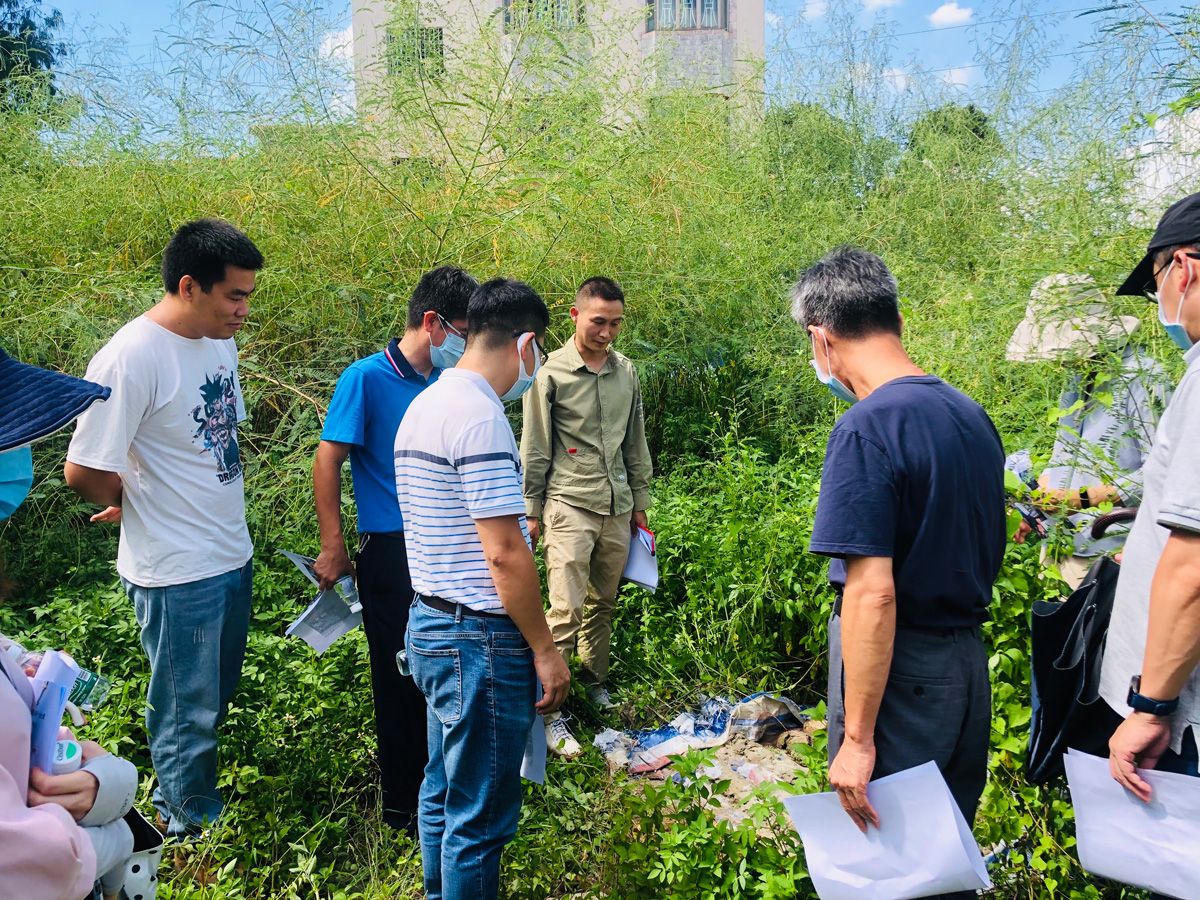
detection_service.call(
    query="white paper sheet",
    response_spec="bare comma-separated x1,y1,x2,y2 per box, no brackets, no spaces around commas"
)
278,549,321,587
1065,748,1200,900
286,589,363,654
521,680,547,784
782,761,992,900
622,526,658,593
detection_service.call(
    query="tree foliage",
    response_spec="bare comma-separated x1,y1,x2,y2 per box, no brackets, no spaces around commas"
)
0,0,63,108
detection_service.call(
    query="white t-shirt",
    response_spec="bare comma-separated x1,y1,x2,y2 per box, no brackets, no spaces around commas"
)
67,316,252,587
394,368,530,611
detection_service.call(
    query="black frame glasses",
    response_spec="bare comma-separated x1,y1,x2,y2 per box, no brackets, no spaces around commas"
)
1144,251,1200,301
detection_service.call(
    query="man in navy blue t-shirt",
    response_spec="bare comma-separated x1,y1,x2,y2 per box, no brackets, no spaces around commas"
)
793,247,1005,889
312,265,477,833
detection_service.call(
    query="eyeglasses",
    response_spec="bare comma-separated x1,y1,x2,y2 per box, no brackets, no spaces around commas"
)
437,314,467,340
1144,251,1200,301
534,340,548,365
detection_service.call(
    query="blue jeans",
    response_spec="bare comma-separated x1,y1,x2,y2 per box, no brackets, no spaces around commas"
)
123,559,253,837
406,598,536,900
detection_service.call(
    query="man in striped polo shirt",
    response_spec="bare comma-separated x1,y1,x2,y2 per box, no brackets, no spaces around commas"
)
395,277,570,900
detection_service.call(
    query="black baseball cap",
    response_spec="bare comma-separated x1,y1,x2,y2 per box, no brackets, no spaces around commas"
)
1117,191,1200,296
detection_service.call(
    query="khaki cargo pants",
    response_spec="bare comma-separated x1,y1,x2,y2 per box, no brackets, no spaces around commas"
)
541,497,632,690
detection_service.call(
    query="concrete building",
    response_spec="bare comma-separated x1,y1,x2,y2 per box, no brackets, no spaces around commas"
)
351,0,764,136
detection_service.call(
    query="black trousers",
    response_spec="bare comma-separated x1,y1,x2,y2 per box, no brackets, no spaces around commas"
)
356,531,428,823
828,613,992,900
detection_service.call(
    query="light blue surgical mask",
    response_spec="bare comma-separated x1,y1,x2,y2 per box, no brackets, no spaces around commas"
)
810,331,858,404
0,445,34,520
1155,261,1196,352
501,333,543,402
429,316,467,369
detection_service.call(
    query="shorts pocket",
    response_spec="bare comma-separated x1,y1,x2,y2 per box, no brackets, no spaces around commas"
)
409,644,462,725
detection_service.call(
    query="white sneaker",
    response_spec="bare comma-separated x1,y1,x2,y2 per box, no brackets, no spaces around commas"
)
545,717,583,758
587,685,618,710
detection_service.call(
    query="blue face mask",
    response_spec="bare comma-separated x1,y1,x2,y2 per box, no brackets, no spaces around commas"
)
810,331,858,404
501,333,542,402
0,446,34,520
1157,262,1196,352
429,316,467,369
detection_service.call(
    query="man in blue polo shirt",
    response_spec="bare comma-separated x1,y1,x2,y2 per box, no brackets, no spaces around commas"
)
312,265,477,833
792,247,1005,898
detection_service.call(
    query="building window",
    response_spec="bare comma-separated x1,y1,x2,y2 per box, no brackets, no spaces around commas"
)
387,27,445,78
504,0,583,30
647,0,724,30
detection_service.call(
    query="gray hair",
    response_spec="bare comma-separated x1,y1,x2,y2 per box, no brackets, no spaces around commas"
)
790,246,902,339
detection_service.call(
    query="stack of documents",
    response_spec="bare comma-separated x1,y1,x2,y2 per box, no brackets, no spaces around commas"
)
280,549,363,654
622,525,658,593
1065,748,1200,899
782,761,992,900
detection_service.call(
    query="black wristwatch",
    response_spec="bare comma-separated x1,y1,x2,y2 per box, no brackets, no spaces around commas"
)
1127,675,1180,716
1080,487,1092,510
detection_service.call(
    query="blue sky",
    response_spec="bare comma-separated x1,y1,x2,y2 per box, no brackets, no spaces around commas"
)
50,0,1163,98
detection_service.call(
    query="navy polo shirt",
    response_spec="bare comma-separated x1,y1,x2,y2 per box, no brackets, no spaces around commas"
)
810,375,1006,628
321,340,439,534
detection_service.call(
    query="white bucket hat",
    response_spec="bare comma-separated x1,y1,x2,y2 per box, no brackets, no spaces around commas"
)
1006,274,1141,362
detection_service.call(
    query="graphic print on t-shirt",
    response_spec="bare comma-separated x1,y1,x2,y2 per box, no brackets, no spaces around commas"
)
191,368,242,483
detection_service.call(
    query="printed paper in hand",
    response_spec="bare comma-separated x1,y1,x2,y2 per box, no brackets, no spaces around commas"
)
278,549,321,588
622,525,658,593
29,650,81,774
1065,748,1200,900
286,590,363,655
521,680,547,785
782,761,992,900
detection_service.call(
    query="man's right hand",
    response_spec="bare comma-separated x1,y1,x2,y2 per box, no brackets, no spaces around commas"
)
533,648,570,713
527,516,541,552
313,545,354,592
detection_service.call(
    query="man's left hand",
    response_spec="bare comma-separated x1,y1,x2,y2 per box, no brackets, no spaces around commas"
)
89,506,122,524
1109,711,1171,802
829,735,880,832
631,510,648,534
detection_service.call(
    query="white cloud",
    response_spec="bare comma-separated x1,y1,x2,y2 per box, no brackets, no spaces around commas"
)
320,25,353,61
803,0,829,19
765,10,783,25
883,67,910,89
927,1,972,27
865,0,902,9
940,66,973,87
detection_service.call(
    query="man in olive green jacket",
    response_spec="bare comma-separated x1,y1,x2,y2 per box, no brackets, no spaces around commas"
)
521,277,653,757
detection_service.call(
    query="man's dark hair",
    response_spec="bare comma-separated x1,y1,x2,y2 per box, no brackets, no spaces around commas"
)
407,265,479,329
467,278,549,349
161,219,264,294
576,276,624,305
790,246,901,339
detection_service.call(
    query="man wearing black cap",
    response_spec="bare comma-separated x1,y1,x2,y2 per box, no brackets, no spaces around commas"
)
1097,192,1200,818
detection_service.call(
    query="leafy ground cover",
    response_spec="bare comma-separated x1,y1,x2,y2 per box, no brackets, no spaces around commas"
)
2,0,1198,896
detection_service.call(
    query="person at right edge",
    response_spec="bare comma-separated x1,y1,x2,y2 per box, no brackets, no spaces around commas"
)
520,276,653,758
792,247,1005,899
1101,193,1200,900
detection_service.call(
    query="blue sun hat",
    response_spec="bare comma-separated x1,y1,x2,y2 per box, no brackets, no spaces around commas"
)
0,345,111,453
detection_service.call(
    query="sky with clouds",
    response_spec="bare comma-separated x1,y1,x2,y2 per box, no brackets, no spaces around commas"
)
50,0,1172,102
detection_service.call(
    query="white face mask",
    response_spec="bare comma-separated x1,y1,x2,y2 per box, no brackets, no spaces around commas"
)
500,333,542,401
429,315,467,369
810,330,857,404
1156,261,1196,352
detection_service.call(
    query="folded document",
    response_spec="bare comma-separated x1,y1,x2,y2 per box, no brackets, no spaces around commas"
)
1065,748,1200,900
622,525,658,593
782,761,992,900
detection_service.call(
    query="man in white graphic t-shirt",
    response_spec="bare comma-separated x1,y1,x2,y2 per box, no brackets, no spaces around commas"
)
65,219,264,838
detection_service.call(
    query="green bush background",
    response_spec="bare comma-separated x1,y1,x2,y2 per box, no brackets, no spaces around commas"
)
1,0,1196,896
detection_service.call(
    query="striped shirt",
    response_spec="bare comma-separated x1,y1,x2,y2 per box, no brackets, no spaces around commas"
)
394,368,530,611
